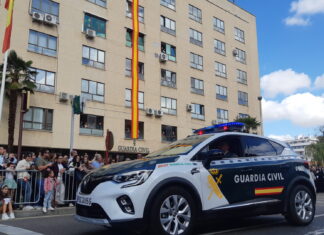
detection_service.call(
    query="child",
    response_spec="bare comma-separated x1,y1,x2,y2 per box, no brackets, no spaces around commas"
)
4,163,17,199
0,185,15,220
43,170,57,213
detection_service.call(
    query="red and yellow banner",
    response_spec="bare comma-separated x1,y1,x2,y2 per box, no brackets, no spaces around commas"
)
131,0,139,139
255,186,284,196
2,0,14,53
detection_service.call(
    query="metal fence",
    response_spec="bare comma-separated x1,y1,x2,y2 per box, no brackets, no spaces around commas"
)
0,169,78,206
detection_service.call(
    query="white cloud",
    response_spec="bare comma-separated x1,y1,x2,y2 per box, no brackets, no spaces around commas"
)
263,93,324,127
260,69,311,98
268,134,294,142
285,0,324,26
315,74,324,89
284,16,310,26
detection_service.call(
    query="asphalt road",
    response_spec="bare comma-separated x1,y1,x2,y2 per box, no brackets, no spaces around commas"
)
1,193,324,235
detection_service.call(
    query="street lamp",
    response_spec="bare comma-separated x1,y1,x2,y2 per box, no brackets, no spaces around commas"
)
257,96,264,136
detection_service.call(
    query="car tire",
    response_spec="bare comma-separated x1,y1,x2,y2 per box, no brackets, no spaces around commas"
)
285,185,315,226
148,186,197,235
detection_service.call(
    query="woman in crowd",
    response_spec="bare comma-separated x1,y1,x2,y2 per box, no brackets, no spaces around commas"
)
52,155,68,206
3,163,17,199
0,185,15,220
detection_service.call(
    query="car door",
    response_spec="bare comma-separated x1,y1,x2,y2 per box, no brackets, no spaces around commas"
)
241,136,287,200
197,135,254,207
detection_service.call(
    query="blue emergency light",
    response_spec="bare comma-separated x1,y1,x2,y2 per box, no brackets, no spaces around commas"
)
193,122,245,135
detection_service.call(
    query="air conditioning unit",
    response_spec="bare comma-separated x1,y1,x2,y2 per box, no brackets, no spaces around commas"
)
155,109,163,117
159,53,168,62
59,92,69,102
44,13,58,25
86,29,96,39
32,11,44,22
232,49,238,56
211,120,218,125
186,104,193,112
146,108,154,116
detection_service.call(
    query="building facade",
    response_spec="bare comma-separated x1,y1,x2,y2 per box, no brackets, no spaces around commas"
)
286,136,318,160
0,0,261,156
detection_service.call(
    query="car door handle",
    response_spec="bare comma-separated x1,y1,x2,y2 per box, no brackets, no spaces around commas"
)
241,168,253,172
191,168,200,175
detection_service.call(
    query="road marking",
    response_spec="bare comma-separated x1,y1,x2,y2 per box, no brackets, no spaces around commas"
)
6,214,74,221
315,213,324,218
0,224,43,235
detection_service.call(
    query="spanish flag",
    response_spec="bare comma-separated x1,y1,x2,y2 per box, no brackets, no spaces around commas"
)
131,0,139,139
2,0,14,53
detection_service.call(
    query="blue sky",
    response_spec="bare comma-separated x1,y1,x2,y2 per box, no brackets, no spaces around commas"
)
235,0,324,139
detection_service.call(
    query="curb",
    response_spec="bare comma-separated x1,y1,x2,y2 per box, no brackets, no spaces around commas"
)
14,207,75,218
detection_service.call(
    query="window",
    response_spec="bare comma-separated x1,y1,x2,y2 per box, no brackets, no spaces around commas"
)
191,103,205,120
80,114,104,136
81,79,105,102
238,113,249,119
190,53,203,70
235,27,245,43
82,45,105,69
161,69,176,88
30,68,55,93
238,91,248,106
237,69,247,84
126,28,145,51
217,108,228,124
191,77,204,95
161,97,177,115
189,5,202,23
84,13,106,38
31,0,59,17
160,16,176,36
189,28,203,47
125,89,144,109
161,0,175,10
269,141,285,155
161,42,176,62
216,85,227,101
162,125,177,142
125,120,144,139
23,107,53,131
215,61,226,78
126,1,144,23
214,39,225,55
242,137,277,157
235,48,246,64
28,30,57,57
213,17,225,33
125,58,144,80
88,0,106,7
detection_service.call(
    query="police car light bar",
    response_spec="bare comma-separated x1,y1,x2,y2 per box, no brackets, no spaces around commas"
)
193,122,245,135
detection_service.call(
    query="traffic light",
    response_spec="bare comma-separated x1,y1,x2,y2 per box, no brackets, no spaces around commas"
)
22,91,30,113
73,96,83,114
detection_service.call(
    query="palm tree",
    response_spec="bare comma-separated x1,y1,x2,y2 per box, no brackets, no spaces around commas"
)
0,50,36,153
234,116,261,133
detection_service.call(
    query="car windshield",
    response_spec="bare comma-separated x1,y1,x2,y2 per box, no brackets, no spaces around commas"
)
145,134,213,158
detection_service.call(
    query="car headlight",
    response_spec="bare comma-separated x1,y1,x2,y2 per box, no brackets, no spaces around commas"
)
113,170,153,188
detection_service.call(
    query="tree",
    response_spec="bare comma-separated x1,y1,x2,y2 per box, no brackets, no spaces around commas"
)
306,126,324,165
0,50,36,153
234,116,261,133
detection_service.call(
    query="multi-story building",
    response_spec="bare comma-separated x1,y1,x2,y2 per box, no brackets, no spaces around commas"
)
286,136,318,160
0,0,261,157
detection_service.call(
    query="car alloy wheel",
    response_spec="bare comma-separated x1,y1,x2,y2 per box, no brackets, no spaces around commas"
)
294,190,313,222
159,195,191,235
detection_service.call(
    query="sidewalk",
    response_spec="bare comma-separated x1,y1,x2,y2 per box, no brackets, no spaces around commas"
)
14,207,75,219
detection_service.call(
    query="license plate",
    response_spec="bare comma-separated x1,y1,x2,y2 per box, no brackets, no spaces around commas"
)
76,195,92,206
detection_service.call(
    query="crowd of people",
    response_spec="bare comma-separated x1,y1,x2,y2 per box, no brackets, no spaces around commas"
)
0,147,106,220
311,166,324,192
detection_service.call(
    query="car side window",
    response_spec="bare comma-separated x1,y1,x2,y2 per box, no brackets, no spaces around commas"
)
269,140,284,155
242,136,277,157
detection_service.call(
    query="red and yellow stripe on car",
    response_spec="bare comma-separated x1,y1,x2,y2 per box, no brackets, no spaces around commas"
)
131,0,139,139
255,186,284,196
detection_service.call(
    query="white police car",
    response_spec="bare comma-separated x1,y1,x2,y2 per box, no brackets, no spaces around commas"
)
75,122,316,235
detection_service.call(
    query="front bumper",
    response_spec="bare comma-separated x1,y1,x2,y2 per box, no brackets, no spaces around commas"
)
75,215,110,226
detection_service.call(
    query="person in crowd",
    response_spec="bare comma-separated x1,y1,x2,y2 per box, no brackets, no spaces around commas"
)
3,163,17,199
43,170,57,213
63,155,69,165
35,150,53,209
91,154,104,169
0,185,15,220
0,147,6,169
5,153,17,165
137,154,143,160
16,155,33,211
69,150,78,165
52,155,68,206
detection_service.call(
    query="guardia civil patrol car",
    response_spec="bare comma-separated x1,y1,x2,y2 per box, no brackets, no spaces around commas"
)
75,122,316,235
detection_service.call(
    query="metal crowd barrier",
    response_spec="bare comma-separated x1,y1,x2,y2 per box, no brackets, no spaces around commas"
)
0,169,81,206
